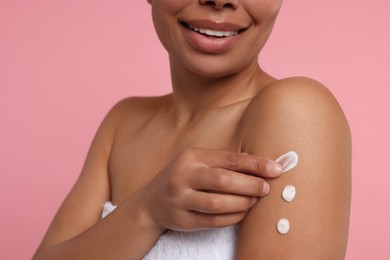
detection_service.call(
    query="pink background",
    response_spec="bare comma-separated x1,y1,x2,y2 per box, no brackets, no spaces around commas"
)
1,1,389,259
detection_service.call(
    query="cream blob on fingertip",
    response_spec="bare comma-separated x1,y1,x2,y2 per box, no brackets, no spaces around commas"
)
282,185,296,202
277,218,290,235
275,151,299,173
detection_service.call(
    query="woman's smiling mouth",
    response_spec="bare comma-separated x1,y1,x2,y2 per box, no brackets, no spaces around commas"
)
178,19,248,53
180,21,246,38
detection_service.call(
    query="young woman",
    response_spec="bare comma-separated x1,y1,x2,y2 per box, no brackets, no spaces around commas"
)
34,0,351,259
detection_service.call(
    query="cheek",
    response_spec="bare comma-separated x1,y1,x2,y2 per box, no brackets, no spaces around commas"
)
151,0,184,15
150,2,181,54
248,0,282,24
151,3,170,39
150,0,181,32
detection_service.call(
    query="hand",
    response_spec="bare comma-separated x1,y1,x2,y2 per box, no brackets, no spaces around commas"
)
138,147,282,232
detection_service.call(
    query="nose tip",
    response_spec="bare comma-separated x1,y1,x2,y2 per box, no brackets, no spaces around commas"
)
199,0,239,10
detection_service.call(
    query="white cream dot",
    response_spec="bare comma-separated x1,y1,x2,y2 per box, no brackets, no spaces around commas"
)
282,185,296,202
275,151,299,173
277,218,290,235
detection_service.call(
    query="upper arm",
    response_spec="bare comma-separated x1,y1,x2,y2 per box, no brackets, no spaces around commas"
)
36,99,129,251
235,78,351,259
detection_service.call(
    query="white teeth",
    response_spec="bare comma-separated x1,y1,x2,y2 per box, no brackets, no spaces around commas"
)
205,29,215,35
189,25,238,37
223,31,231,36
213,30,224,37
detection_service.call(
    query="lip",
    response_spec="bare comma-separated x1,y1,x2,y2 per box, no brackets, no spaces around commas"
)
181,19,246,32
179,19,248,53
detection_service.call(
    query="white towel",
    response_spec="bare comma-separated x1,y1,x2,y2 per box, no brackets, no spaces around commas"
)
102,201,237,259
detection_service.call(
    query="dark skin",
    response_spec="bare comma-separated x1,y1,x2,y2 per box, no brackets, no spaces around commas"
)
34,0,351,259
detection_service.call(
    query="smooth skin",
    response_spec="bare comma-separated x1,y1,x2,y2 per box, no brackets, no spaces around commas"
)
34,0,351,259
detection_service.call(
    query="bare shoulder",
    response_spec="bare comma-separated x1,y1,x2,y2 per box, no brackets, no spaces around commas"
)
236,77,352,259
241,76,351,155
83,96,164,158
107,95,168,125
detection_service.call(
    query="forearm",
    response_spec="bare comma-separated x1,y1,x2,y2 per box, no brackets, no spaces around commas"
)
33,194,165,260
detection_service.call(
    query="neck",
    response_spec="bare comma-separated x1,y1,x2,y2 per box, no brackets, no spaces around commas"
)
167,59,274,126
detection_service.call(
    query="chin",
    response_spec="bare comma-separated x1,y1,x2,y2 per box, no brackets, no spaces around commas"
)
192,68,239,79
180,55,255,79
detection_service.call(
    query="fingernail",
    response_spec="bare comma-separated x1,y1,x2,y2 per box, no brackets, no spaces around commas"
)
252,197,258,205
275,151,299,173
262,182,270,196
266,162,283,176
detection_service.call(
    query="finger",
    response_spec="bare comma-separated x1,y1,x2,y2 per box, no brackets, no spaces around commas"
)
186,192,257,214
191,167,269,197
196,149,283,178
188,211,247,229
